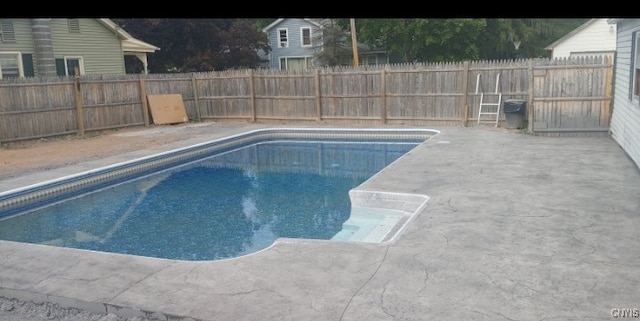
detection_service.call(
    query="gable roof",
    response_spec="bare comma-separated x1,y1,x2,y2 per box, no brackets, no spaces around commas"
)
98,18,160,53
545,19,603,50
262,18,324,32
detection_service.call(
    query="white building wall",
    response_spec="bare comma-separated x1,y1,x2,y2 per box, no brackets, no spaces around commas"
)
552,19,617,58
610,19,640,170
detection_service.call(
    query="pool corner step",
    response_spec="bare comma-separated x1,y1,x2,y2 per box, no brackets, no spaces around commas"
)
331,207,407,243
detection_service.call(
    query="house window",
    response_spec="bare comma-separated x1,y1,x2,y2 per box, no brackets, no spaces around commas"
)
279,57,312,71
632,31,640,100
360,55,378,66
278,28,288,48
68,19,80,33
64,56,84,76
0,20,16,43
0,52,24,79
301,27,312,47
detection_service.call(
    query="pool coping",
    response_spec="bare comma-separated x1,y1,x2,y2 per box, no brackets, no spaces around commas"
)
0,126,439,319
0,127,438,221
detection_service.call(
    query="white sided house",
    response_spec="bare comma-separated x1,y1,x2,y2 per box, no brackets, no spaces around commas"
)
545,19,616,59
608,18,640,170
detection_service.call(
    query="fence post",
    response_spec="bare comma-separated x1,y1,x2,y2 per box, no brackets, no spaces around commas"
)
73,68,85,136
381,69,387,124
315,69,322,121
0,111,3,144
461,61,470,127
191,73,201,122
249,69,256,122
604,55,613,123
139,76,150,127
527,59,534,134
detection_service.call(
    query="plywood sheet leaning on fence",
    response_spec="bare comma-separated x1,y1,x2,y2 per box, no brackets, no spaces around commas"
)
146,94,189,125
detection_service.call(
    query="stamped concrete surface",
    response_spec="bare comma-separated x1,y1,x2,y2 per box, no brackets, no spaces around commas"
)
1,124,639,321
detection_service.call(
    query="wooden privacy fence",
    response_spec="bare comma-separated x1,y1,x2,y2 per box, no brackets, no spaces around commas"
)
0,56,613,143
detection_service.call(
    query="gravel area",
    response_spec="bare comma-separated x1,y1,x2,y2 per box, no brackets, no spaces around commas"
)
0,297,161,321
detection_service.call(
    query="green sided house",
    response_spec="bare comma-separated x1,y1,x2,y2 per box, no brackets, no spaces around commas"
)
0,18,159,78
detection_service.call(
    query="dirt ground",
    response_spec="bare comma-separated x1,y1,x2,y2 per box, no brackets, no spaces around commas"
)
0,122,231,182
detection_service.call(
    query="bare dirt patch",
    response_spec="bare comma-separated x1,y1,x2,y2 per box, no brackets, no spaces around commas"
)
0,123,220,182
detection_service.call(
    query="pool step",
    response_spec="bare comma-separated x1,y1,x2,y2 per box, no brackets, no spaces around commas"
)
332,207,407,243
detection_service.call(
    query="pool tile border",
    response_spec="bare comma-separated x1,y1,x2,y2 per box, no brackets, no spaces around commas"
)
0,128,438,220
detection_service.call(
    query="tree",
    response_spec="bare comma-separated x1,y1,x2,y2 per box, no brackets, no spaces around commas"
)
255,19,277,30
352,19,487,63
112,19,270,73
312,19,352,67
476,19,587,59
350,18,588,63
520,19,588,58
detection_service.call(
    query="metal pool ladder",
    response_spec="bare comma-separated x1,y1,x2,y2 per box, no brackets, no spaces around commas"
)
476,73,502,127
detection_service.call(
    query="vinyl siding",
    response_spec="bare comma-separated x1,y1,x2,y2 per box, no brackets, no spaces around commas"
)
1,19,126,76
265,19,320,69
50,19,125,74
552,19,617,58
0,20,36,77
0,19,35,52
610,19,640,169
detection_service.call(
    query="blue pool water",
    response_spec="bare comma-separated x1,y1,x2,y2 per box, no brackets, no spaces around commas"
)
0,139,422,261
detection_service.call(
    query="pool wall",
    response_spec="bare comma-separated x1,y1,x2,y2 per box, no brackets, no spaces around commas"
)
0,128,438,222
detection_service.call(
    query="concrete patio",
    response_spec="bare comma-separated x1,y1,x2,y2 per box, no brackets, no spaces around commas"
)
1,124,639,321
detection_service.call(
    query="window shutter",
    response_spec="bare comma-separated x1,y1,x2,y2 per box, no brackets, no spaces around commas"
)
630,31,636,100
22,54,34,77
0,20,16,42
55,58,66,76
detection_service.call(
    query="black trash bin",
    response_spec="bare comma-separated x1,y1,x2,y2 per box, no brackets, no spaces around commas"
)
503,99,526,129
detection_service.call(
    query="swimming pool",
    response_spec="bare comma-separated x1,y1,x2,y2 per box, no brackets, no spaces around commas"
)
0,128,437,261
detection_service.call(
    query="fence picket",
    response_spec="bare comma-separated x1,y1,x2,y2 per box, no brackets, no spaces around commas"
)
0,56,614,142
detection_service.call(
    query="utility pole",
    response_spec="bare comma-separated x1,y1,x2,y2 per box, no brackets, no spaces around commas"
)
350,18,359,67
